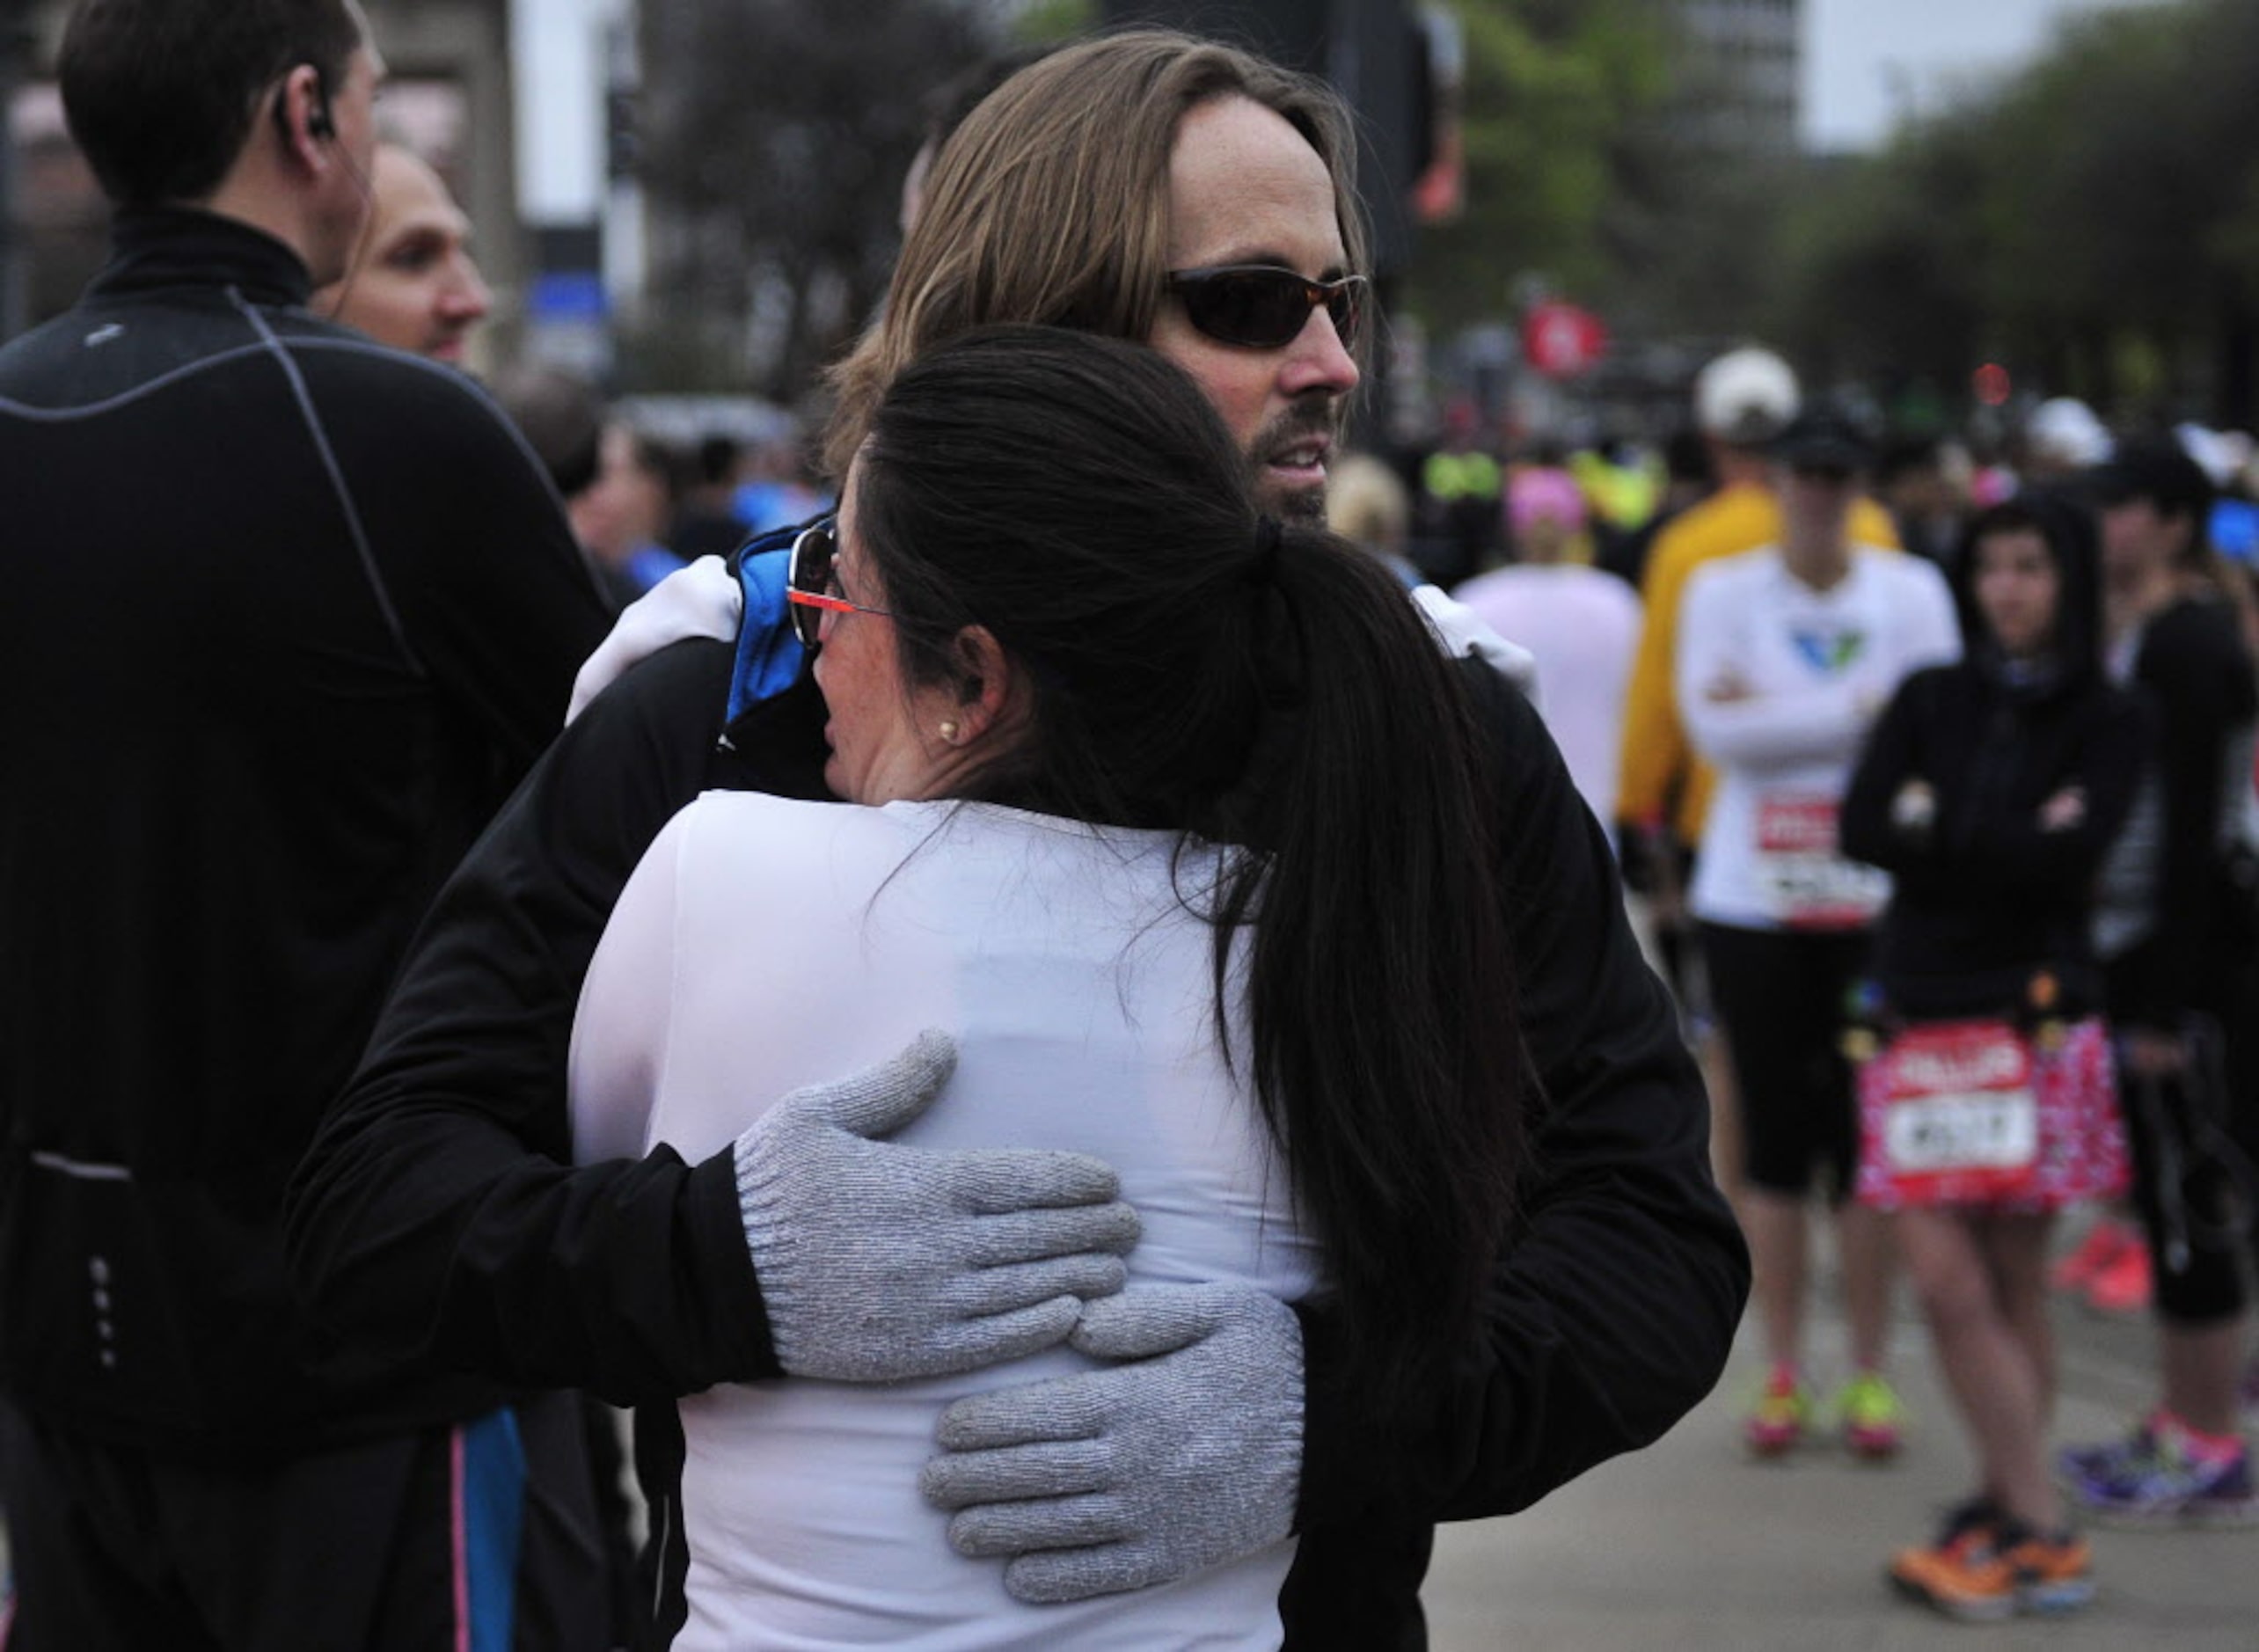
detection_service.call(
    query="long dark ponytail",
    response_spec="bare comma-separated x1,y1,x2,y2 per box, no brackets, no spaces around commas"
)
857,325,1521,1408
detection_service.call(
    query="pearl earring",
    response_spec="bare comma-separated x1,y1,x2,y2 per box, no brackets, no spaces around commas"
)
938,719,961,743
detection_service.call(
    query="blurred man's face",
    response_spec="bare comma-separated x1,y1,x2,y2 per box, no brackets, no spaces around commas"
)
2098,495,2182,585
321,147,490,363
1778,461,1859,543
1147,95,1359,523
574,423,671,563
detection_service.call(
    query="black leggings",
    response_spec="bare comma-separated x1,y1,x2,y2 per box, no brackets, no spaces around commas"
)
2111,1023,2259,1327
1700,922,1871,1200
2106,942,2259,1325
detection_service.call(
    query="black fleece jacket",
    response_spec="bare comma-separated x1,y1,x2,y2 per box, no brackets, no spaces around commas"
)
0,208,610,1455
1841,493,2154,1021
1841,659,2152,1019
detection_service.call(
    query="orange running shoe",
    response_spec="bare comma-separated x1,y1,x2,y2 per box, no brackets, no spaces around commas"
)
1890,1522,2095,1622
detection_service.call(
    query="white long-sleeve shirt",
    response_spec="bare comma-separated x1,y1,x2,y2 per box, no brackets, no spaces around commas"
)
569,793,1320,1651
1452,564,1640,824
1678,545,1960,931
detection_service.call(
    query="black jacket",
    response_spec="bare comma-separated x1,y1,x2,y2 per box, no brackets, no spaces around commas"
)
288,600,1747,1647
1841,496,2152,1020
0,208,612,1455
1841,661,2152,1019
2110,594,2259,1027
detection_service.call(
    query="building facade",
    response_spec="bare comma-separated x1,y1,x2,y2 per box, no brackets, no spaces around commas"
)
1670,0,1801,157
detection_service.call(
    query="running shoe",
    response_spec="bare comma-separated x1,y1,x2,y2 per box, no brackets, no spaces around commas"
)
1932,1493,2005,1543
1890,1521,2095,1622
2057,1417,2160,1491
1745,1371,1809,1458
1834,1371,1906,1460
2082,1239,2153,1315
2050,1216,2137,1293
2070,1430,2259,1529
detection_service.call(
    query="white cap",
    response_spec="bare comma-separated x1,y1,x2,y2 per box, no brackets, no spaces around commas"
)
2175,421,2249,487
1693,347,1800,445
2026,397,2110,468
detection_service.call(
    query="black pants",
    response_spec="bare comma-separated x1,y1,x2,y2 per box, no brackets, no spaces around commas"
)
1700,922,1871,1201
0,1389,615,1652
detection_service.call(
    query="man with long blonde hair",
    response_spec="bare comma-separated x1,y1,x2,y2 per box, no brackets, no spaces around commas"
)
289,28,1746,1646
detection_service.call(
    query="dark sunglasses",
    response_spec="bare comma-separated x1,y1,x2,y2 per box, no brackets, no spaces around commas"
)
1165,264,1367,351
786,521,894,649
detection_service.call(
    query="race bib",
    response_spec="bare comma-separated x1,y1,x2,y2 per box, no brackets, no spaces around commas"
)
1755,794,1888,930
1863,1019,2040,1205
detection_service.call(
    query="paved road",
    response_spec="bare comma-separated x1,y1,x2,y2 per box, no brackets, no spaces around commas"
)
1421,1236,2256,1650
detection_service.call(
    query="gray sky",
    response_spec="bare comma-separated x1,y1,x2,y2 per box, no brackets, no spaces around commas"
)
1802,0,2170,152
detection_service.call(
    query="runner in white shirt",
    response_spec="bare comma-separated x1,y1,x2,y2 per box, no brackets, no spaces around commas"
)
1676,406,1960,1459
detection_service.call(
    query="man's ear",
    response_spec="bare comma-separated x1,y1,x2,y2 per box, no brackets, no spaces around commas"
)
274,64,332,164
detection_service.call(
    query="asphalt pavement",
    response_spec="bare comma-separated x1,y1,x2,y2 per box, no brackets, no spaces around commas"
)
1421,1221,2257,1650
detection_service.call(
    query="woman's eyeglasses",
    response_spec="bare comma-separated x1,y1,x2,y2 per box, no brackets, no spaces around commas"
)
786,521,894,649
1165,265,1367,351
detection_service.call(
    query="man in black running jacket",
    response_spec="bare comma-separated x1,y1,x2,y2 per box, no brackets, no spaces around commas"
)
0,3,618,1646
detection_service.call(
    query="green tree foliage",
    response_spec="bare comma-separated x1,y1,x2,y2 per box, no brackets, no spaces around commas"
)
1011,0,1096,41
1771,0,2259,425
1404,0,1675,334
1768,116,1991,402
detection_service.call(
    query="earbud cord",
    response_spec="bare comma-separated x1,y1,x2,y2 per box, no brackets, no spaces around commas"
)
302,93,378,323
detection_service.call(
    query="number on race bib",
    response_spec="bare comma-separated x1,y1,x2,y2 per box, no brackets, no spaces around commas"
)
1755,795,1888,931
1862,1020,2042,1205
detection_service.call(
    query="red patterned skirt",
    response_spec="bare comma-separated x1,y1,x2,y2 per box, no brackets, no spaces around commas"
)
1855,1016,2129,1213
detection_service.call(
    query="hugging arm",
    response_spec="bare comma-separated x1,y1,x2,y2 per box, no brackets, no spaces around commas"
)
287,640,1134,1402
285,640,789,1401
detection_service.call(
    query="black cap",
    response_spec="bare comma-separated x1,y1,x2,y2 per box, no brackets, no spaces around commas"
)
1770,405,1878,475
2087,435,2214,523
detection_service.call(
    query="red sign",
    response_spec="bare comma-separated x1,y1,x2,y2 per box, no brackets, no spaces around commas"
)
1522,301,1608,379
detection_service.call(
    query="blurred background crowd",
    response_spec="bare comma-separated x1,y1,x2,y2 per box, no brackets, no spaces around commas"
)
11,0,2259,559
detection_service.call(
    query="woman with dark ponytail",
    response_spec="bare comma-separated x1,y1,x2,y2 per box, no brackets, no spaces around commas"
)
568,324,1520,1646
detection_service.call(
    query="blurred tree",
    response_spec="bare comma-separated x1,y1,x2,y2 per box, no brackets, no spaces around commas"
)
1768,115,1990,399
1767,0,2259,428
1013,0,1096,40
1403,0,1675,336
624,0,1000,400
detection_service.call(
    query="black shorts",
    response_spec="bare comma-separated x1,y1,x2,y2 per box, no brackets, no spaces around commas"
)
1700,921,1871,1200
0,1389,613,1652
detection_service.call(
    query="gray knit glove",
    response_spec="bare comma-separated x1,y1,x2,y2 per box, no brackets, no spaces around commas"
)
733,1031,1140,1382
918,1283,1305,1603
